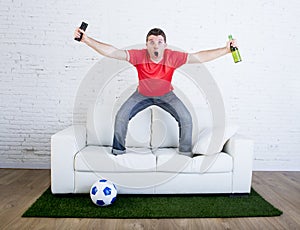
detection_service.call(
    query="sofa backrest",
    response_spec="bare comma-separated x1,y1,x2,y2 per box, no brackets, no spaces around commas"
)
86,102,152,148
150,104,212,149
86,94,212,149
85,64,213,149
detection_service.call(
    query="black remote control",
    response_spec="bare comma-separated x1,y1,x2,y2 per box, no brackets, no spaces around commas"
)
75,22,88,42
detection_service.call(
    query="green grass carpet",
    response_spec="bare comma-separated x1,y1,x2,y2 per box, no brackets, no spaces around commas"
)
23,188,282,218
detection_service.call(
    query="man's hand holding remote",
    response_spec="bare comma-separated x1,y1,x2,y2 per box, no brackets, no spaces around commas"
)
74,22,88,42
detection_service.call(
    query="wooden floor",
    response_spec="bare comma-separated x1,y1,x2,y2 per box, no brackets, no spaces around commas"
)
0,170,299,230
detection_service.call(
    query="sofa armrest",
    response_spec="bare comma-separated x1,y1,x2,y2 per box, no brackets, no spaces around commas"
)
223,134,254,193
51,125,86,194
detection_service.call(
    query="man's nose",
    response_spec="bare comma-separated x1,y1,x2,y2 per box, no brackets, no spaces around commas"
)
153,42,159,48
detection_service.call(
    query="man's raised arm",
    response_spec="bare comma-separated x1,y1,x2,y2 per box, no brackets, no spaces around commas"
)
187,39,237,64
74,27,128,61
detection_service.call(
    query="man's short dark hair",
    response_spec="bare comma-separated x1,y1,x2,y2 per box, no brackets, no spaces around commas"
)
146,28,166,43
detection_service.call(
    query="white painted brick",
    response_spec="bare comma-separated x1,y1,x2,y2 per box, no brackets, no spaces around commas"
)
0,0,299,170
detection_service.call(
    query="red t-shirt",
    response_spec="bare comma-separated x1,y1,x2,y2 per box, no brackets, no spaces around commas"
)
127,49,188,96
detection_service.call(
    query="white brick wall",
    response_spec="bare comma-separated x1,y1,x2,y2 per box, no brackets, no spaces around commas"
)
0,0,299,170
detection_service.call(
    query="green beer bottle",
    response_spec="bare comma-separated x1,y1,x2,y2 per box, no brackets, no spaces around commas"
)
228,35,242,63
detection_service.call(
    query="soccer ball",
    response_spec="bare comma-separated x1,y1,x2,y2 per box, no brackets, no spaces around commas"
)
90,179,118,206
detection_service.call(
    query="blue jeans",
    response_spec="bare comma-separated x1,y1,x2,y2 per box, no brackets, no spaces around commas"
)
112,90,192,154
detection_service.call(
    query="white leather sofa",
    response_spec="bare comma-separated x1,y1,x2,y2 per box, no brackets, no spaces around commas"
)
51,101,253,195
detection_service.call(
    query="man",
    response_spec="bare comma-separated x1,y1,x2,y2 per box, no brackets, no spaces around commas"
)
74,27,238,157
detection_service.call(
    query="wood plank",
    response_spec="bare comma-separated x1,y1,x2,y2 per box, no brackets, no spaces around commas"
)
252,171,300,228
0,169,50,228
0,169,299,229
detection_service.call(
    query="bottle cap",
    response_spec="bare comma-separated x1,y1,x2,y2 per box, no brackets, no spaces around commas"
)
228,35,233,40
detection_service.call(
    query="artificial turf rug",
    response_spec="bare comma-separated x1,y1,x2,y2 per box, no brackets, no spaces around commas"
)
23,187,282,218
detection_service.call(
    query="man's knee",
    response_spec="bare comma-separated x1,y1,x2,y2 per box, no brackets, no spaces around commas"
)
115,108,129,124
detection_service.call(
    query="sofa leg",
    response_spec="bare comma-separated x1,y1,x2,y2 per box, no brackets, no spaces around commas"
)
229,193,250,198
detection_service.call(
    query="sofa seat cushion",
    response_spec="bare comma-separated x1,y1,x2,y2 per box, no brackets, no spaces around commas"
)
75,146,156,172
155,148,233,173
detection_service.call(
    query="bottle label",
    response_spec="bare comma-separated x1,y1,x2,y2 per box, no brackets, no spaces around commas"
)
232,50,242,63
